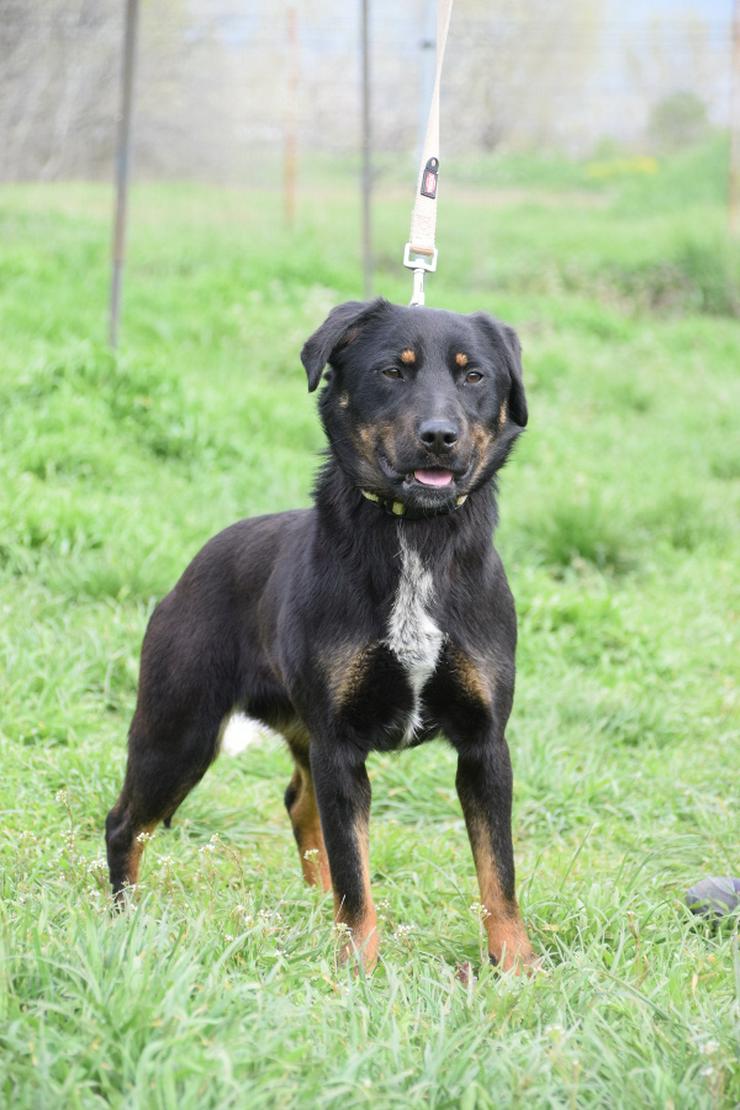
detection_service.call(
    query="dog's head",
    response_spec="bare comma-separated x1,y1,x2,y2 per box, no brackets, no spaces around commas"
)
301,298,527,514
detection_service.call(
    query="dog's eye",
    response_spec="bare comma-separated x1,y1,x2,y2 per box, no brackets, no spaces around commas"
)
464,370,483,384
382,367,403,380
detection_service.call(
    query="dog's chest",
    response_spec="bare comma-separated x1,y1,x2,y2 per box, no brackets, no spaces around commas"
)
384,532,444,744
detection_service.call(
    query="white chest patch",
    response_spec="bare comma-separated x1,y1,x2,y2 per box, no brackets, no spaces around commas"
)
385,529,444,745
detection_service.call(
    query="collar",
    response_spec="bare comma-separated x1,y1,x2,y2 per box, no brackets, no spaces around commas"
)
360,488,468,520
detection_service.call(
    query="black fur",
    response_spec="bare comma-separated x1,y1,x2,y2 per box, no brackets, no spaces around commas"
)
106,299,535,968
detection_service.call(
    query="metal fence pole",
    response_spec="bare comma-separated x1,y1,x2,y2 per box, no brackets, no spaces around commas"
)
284,6,299,228
730,0,740,236
109,0,139,348
360,0,373,298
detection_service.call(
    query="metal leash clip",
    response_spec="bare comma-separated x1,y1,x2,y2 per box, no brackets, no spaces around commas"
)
403,242,438,306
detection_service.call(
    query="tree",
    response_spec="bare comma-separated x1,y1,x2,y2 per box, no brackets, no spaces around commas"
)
648,90,709,151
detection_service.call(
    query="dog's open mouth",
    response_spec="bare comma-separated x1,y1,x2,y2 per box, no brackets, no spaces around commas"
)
378,453,467,496
412,469,454,488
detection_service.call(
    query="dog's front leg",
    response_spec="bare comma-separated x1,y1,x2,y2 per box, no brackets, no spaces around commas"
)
309,742,378,971
456,739,536,972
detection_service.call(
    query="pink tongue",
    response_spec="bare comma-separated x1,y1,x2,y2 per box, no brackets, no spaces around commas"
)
414,469,453,488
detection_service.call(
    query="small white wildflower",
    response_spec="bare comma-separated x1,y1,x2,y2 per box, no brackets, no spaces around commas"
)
258,908,283,923
136,831,153,845
699,1041,719,1056
303,848,319,862
470,901,490,920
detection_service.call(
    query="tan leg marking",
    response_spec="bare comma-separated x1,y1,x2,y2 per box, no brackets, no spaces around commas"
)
123,821,156,888
334,813,378,971
449,647,492,706
327,643,374,709
286,766,332,891
469,820,535,972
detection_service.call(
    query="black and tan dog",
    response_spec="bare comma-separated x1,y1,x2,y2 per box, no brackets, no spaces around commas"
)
106,298,536,972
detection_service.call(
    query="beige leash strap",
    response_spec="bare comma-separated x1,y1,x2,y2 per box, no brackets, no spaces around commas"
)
404,0,455,306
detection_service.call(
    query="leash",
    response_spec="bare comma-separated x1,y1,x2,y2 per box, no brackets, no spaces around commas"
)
403,0,455,307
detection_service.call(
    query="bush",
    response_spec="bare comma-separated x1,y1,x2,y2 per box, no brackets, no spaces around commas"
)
648,91,710,152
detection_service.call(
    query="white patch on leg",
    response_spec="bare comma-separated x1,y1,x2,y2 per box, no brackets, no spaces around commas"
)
385,528,444,745
220,713,280,756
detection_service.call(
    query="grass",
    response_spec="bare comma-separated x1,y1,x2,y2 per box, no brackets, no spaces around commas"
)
0,142,738,1107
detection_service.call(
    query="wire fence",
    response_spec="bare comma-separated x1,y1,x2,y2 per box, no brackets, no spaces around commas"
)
1,0,735,186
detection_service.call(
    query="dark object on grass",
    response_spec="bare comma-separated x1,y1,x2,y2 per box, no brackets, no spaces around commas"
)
105,298,537,974
686,877,740,918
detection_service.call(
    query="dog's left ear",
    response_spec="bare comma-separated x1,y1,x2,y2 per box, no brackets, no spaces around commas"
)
301,298,389,392
469,312,528,428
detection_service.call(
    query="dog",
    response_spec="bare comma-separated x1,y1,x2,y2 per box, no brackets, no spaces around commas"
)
105,297,536,972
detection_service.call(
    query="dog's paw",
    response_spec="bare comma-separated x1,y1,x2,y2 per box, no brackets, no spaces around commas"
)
489,946,543,976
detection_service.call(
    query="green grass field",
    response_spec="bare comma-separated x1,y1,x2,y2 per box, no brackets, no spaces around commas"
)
1,142,738,1107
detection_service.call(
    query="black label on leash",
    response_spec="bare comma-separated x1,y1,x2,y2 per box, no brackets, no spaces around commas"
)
420,157,439,199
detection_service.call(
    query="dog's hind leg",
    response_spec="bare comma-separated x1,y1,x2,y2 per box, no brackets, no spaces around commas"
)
106,587,240,901
106,704,227,901
283,727,331,891
284,766,332,891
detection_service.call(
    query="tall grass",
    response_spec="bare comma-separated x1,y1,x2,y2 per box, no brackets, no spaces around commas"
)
0,144,738,1106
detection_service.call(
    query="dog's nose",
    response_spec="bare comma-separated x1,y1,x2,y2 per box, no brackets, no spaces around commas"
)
418,418,459,453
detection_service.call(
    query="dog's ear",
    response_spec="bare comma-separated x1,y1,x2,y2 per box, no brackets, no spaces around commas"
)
469,312,528,428
301,298,389,392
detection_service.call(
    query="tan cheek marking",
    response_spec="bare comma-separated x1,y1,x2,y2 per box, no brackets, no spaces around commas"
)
355,421,400,474
498,400,507,429
472,424,493,452
353,425,376,467
455,352,469,368
470,424,494,478
400,348,416,365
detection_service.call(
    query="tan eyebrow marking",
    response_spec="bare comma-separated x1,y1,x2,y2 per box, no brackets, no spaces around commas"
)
455,352,469,367
400,348,416,364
